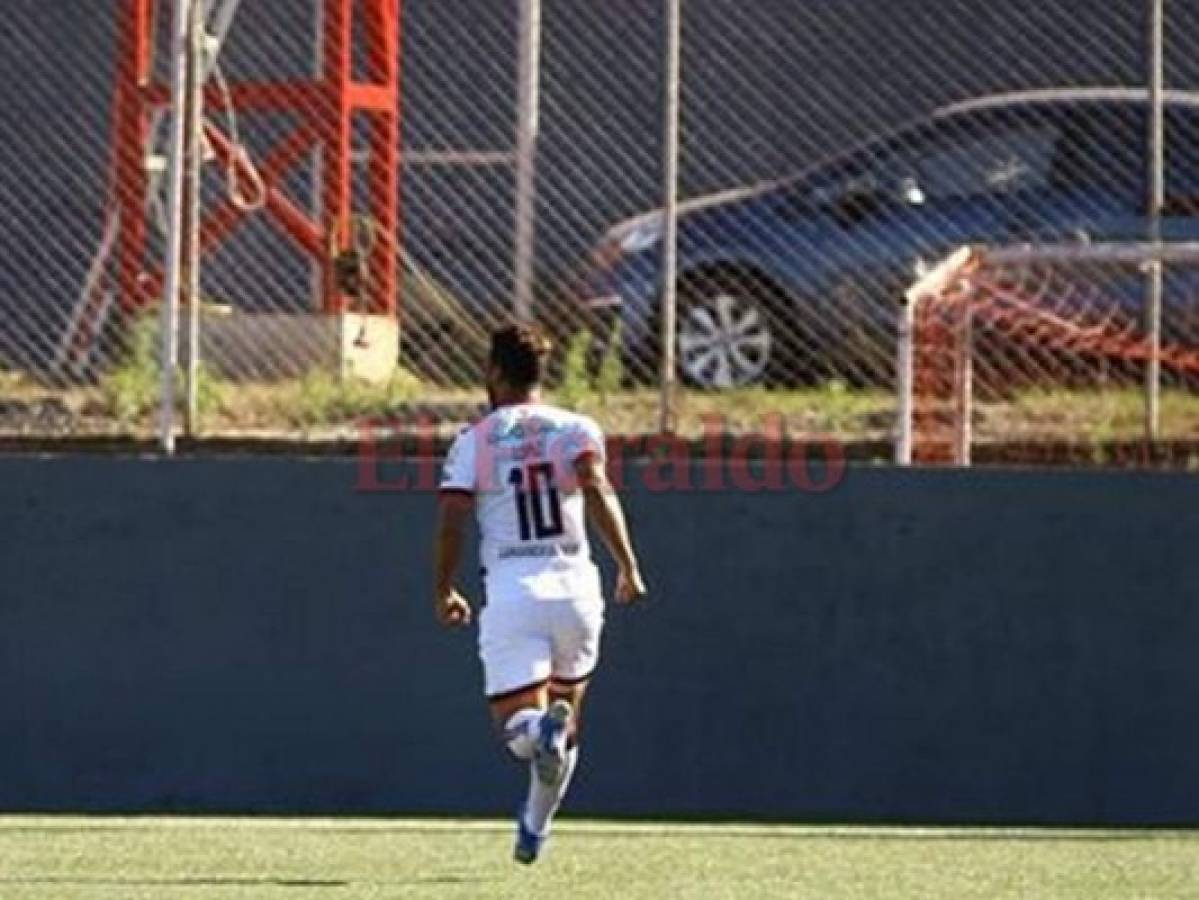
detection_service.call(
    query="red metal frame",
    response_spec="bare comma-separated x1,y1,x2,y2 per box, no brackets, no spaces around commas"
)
112,0,154,317
111,0,400,317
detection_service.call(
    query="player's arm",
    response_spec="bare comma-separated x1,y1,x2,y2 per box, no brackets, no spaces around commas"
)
575,452,647,605
433,426,478,629
432,491,474,628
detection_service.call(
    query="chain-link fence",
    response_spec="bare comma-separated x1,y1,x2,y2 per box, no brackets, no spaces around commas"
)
2,0,1199,463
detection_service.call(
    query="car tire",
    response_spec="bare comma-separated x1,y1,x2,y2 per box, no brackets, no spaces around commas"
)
675,273,781,389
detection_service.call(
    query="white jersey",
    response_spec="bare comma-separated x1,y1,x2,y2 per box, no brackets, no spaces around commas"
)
439,403,606,602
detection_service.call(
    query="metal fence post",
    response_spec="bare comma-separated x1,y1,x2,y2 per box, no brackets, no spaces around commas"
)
1146,0,1165,442
184,0,205,435
659,0,682,434
514,0,541,322
159,0,192,455
953,296,973,466
895,297,915,465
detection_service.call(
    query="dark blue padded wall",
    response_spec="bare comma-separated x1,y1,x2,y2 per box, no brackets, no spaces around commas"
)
0,457,1196,824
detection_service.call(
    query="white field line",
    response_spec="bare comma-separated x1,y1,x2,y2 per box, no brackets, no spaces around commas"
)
0,816,1194,841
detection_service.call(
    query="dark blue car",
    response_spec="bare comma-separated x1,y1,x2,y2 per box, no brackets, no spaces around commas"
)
577,88,1199,389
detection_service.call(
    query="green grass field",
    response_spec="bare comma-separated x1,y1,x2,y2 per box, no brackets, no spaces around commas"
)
1,817,1196,899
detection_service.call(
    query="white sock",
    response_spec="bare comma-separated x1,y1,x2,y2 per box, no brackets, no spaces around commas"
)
503,709,542,761
524,745,579,836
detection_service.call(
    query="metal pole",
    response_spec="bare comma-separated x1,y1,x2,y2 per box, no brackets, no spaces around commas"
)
1146,0,1165,441
954,298,973,466
184,0,205,435
659,0,682,434
895,298,915,465
159,0,192,455
311,0,326,313
513,0,541,321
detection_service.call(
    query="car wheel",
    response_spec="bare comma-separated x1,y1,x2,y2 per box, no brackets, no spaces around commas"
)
677,280,774,389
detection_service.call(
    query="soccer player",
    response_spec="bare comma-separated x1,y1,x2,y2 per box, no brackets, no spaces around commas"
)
433,323,647,864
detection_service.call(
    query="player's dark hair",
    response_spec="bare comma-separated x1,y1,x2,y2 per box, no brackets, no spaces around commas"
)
489,323,552,390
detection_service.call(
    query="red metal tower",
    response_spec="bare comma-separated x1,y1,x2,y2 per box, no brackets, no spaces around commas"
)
109,0,400,318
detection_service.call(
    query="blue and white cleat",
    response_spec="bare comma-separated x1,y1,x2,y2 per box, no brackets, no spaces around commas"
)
513,803,545,865
533,699,572,786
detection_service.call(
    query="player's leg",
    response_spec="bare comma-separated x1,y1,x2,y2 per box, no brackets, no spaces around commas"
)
491,685,560,866
479,599,564,864
521,679,588,839
489,682,549,761
548,676,590,745
478,601,552,763
547,594,602,752
520,599,603,841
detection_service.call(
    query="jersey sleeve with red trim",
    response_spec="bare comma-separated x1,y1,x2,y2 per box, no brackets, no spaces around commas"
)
439,426,478,493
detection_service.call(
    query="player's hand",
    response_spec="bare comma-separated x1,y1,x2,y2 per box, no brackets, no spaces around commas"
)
615,567,647,606
435,589,473,628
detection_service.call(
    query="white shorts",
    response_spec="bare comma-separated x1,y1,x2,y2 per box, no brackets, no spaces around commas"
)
478,593,605,699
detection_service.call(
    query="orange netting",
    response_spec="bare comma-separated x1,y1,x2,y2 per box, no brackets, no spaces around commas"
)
910,260,1199,463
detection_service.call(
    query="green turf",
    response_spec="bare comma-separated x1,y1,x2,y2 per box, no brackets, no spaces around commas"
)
0,817,1196,899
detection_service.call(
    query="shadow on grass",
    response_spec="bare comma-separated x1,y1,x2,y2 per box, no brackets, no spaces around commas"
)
0,873,494,887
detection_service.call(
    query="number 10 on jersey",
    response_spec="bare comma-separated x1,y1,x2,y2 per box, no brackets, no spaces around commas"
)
509,463,564,541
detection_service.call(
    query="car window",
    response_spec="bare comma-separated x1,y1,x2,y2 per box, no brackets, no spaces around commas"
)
909,127,1060,201
802,119,1060,209
798,105,1157,213
799,125,928,209
805,169,884,208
